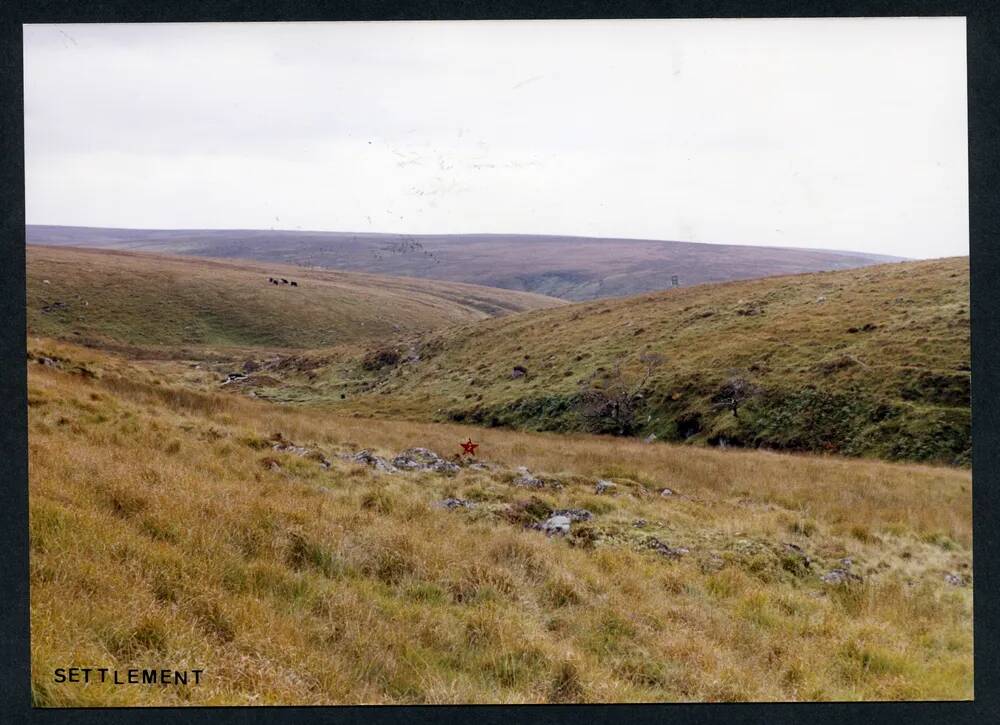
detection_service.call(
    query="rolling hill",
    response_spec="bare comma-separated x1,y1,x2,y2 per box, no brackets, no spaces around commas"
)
239,257,970,465
24,244,972,705
26,225,903,301
27,337,972,704
26,245,563,354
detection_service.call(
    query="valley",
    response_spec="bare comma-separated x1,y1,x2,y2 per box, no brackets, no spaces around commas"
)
26,225,904,301
26,244,973,704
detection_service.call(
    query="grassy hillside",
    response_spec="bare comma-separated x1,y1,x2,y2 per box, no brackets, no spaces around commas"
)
28,339,972,704
26,225,901,301
245,257,969,465
26,246,563,354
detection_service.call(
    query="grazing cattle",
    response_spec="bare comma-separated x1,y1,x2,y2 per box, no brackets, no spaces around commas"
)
271,279,279,285
281,278,289,284
290,280,298,287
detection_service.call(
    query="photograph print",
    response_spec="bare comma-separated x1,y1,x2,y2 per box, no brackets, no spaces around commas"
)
23,17,971,705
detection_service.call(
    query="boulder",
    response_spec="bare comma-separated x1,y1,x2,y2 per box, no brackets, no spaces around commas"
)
541,515,571,537
352,450,399,473
392,447,460,474
646,537,689,559
552,508,593,522
437,497,475,510
821,568,862,585
595,479,617,495
513,466,545,488
660,487,675,497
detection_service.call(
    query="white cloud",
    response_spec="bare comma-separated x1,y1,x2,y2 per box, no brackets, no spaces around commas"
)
24,18,968,258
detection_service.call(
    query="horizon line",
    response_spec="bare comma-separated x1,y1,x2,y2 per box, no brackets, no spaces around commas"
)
25,223,917,260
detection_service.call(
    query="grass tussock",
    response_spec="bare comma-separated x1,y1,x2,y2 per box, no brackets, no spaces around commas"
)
29,341,972,704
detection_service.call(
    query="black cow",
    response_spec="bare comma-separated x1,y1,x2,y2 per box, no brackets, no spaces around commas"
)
271,279,279,285
290,280,298,287
281,278,289,284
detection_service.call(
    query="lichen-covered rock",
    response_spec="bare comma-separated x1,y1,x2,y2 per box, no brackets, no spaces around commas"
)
267,433,332,468
437,497,475,510
821,568,862,585
352,450,399,473
513,466,545,488
392,447,460,474
646,537,689,559
552,508,593,522
541,515,571,536
595,479,617,494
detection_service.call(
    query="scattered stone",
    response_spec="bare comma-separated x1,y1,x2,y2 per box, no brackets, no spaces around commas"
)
513,466,545,488
260,457,281,472
221,372,247,385
351,450,399,473
632,519,647,528
392,447,460,474
273,442,310,456
595,479,617,495
643,433,657,444
816,295,826,303
511,365,528,379
541,515,571,537
660,488,675,497
468,462,492,471
437,497,475,510
821,568,862,585
42,279,50,284
646,537,689,559
552,508,593,522
944,572,966,587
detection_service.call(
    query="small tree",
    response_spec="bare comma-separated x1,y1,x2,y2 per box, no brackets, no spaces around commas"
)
714,372,760,417
576,352,665,435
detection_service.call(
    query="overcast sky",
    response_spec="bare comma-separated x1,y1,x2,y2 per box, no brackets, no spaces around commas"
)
23,18,968,258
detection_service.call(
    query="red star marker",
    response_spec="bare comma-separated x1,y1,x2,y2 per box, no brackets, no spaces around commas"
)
460,438,479,456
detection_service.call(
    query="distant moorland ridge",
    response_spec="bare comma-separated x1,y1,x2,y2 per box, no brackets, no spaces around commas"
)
26,225,904,301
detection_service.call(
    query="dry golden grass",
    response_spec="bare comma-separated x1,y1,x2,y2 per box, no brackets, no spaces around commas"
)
29,340,972,705
228,257,970,465
27,245,563,354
